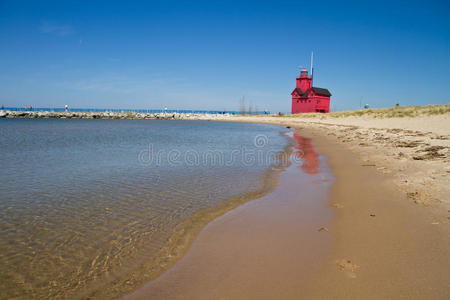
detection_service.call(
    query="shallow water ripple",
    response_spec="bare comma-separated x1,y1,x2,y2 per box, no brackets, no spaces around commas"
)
0,119,288,298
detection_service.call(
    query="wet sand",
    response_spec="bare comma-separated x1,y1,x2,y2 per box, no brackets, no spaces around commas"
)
127,132,335,299
127,127,450,299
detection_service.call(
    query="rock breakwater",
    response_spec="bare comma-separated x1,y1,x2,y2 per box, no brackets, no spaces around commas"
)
0,110,235,120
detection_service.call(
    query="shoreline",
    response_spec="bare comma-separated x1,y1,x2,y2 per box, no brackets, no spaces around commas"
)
73,128,295,299
2,108,449,298
124,111,449,298
127,131,335,299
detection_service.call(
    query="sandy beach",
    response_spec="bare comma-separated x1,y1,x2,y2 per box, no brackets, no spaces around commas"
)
126,106,450,299
2,106,449,298
301,126,449,299
127,131,335,299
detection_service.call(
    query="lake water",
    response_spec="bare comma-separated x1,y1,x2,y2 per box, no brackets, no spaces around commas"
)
0,119,289,299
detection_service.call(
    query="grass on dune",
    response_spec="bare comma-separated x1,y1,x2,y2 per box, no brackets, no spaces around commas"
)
264,104,450,119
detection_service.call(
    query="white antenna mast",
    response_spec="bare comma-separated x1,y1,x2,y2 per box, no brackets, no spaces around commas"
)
310,51,314,87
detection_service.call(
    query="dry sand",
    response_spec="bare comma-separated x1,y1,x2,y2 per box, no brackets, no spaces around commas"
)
126,111,450,299
302,127,450,299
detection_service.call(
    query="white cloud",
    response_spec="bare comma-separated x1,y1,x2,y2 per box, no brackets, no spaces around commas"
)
39,21,74,36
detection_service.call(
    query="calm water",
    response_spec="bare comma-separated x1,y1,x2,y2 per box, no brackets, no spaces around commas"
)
0,118,289,299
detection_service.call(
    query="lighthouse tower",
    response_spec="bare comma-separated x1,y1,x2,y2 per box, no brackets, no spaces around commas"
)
291,68,331,114
297,68,312,91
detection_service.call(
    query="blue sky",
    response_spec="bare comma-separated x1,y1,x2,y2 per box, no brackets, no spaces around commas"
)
0,0,449,112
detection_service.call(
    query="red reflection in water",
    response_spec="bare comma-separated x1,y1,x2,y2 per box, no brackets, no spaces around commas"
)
293,132,319,175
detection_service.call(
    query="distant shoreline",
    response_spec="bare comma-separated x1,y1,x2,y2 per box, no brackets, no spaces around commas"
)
0,110,236,120
1,104,448,120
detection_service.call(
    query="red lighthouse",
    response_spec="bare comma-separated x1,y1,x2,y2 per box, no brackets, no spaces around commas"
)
291,68,331,113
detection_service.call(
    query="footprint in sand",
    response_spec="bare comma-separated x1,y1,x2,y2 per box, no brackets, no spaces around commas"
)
335,259,360,278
